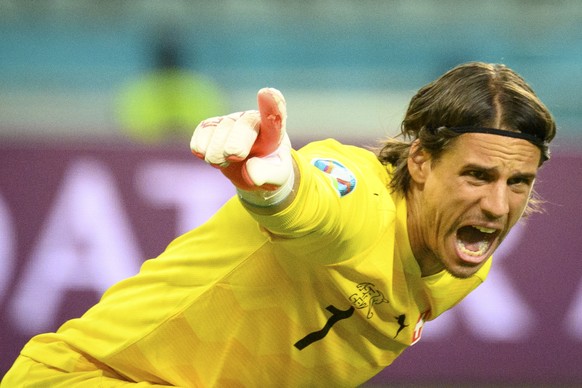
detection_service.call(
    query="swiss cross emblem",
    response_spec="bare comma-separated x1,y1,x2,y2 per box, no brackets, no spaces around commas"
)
411,311,430,345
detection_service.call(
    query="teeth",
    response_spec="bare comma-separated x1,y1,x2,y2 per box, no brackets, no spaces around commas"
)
458,241,489,257
474,226,496,234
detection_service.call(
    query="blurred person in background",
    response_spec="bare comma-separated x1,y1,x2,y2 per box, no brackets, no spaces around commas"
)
116,28,226,143
2,62,556,387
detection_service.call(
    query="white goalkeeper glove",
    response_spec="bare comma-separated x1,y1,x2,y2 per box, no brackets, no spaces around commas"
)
190,88,294,206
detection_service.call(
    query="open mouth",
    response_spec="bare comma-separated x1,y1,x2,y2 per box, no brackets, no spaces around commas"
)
455,225,500,264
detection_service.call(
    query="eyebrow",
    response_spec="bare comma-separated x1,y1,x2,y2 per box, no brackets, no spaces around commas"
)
462,163,537,180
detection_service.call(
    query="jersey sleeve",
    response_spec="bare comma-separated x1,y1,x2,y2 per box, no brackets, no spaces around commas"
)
249,139,394,263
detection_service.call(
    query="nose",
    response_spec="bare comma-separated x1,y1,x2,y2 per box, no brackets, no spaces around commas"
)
480,182,510,219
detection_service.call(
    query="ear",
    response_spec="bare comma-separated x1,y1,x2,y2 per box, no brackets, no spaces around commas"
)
407,139,431,185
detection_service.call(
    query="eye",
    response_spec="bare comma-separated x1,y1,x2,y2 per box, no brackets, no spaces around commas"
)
508,176,534,187
464,169,490,182
469,170,486,180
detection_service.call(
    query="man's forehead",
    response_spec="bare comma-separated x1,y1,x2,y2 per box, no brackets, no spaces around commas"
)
446,126,547,163
448,133,542,170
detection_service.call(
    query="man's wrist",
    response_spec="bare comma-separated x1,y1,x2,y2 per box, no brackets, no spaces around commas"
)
236,167,295,208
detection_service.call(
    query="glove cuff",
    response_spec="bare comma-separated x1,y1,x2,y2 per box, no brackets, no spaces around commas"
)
236,166,294,208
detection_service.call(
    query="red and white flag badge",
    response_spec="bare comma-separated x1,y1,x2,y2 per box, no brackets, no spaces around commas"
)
411,311,430,345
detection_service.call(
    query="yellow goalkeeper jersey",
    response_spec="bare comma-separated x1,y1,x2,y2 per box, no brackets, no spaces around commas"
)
3,139,491,387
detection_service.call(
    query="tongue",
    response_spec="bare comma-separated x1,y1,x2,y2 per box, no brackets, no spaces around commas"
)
457,226,487,252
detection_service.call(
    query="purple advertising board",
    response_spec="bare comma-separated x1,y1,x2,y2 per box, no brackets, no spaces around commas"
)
1,141,581,385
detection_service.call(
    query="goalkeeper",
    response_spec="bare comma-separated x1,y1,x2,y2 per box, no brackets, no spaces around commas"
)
2,62,556,387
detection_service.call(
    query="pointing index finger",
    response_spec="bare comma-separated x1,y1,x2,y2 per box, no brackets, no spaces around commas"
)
252,88,287,157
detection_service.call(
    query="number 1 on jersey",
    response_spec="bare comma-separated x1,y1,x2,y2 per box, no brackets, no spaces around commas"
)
294,305,355,350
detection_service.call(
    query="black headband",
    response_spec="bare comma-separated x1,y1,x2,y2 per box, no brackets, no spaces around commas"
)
447,126,548,161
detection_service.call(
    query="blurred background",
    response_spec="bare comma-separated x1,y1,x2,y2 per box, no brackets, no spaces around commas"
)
1,0,582,145
1,0,582,386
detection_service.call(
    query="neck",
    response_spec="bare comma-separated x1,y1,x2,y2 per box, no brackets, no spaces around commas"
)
406,190,444,277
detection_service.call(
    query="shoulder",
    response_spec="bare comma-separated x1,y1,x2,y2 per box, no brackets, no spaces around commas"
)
297,139,390,195
298,139,377,162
